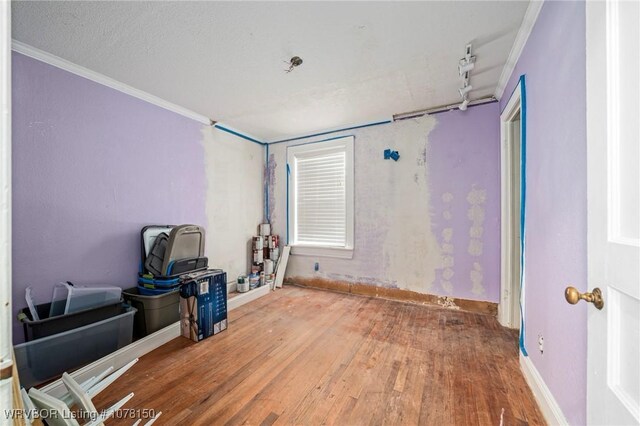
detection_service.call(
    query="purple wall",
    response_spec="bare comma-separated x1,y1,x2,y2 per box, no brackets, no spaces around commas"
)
500,2,587,424
11,52,207,343
428,104,501,301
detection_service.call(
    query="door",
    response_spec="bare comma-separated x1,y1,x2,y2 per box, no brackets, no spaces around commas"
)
586,1,640,424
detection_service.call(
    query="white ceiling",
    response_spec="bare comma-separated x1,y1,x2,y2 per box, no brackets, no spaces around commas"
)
12,1,529,141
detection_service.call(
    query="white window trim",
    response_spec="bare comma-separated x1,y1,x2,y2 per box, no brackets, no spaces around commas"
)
287,136,354,259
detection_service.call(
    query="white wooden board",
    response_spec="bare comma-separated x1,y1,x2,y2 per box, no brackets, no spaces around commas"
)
274,245,291,289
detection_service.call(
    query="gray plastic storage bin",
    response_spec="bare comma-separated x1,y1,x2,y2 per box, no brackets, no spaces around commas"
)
14,306,136,389
122,287,180,339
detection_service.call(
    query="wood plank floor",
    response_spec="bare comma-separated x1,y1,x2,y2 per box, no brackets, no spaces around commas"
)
93,285,545,425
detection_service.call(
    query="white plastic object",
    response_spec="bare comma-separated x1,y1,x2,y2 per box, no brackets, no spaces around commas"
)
28,386,134,426
132,412,162,426
58,359,137,406
28,387,79,426
25,287,40,321
144,412,162,425
20,387,36,425
63,372,135,426
50,282,122,316
86,358,138,397
60,366,114,406
62,372,100,418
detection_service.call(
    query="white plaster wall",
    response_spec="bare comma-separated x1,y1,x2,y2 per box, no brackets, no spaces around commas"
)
269,116,444,294
203,127,264,282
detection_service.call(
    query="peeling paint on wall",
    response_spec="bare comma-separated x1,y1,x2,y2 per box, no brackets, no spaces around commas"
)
269,103,500,303
439,192,455,293
428,104,500,302
467,186,486,295
383,117,441,293
269,116,442,293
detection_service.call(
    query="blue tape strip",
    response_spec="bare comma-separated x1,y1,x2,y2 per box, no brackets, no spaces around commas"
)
519,75,528,356
287,134,354,149
265,143,270,222
214,124,265,146
286,163,291,245
268,120,392,145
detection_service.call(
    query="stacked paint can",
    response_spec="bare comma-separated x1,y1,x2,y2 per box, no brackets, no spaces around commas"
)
237,275,249,293
248,273,260,290
252,236,264,264
249,223,281,289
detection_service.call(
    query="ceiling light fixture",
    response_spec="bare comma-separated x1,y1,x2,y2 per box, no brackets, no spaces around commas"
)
457,44,475,111
458,58,475,76
458,83,473,98
459,97,470,111
458,43,476,76
285,56,303,73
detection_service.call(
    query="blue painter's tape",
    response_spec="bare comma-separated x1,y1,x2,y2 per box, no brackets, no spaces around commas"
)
214,124,265,146
286,163,291,245
519,75,528,357
268,119,392,145
265,143,270,222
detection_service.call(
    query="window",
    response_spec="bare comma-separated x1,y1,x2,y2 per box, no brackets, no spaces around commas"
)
287,136,354,258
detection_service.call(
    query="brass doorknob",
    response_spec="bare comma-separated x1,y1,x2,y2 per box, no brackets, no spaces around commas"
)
565,286,604,310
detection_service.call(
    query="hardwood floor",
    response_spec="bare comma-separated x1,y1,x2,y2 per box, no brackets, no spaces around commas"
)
93,285,545,425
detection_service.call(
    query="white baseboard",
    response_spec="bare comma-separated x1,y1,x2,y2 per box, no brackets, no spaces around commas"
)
519,352,569,425
40,285,272,397
228,285,270,311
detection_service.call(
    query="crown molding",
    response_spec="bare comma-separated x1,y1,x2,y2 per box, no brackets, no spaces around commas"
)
12,40,212,125
494,1,544,100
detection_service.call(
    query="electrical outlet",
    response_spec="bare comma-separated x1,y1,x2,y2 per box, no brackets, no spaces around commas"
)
314,262,319,272
538,334,544,355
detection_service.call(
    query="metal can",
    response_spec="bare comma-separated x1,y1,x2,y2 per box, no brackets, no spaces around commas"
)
253,249,263,264
252,236,264,251
270,247,280,261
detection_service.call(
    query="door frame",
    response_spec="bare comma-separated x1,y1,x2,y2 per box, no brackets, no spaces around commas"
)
0,0,12,411
499,80,525,331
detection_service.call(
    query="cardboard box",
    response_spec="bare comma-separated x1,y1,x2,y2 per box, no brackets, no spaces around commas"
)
180,270,227,342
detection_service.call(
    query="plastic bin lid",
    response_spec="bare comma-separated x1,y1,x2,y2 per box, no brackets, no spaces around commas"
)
50,282,122,317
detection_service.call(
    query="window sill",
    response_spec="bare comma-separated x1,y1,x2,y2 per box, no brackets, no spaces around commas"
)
290,245,354,259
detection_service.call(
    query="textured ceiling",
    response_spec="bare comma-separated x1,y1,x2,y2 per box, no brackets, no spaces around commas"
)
12,1,529,141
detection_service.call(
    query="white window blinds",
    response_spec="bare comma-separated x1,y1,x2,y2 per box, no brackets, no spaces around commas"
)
295,150,347,246
288,136,354,256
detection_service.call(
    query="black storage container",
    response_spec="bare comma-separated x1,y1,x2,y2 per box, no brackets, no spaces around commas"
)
18,301,122,342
